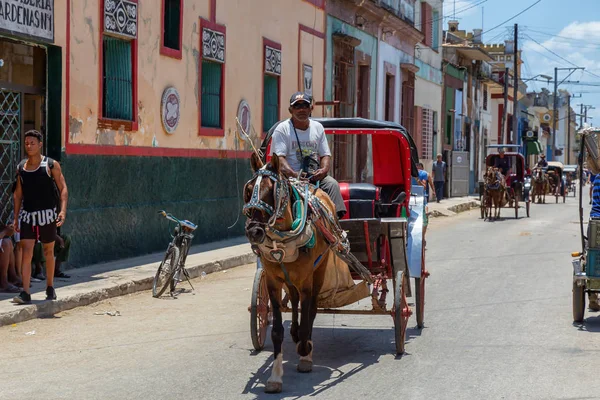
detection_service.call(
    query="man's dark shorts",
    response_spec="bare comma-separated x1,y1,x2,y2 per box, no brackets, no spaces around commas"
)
20,220,57,244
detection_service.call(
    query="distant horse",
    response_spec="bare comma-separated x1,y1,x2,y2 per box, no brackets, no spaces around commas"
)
483,167,506,220
547,170,560,196
531,167,548,204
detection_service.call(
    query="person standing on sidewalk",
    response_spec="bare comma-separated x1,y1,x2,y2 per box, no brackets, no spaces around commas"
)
12,130,68,304
432,154,447,203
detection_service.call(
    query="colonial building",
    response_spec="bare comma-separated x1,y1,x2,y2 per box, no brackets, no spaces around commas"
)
0,0,326,266
324,0,421,182
414,0,443,172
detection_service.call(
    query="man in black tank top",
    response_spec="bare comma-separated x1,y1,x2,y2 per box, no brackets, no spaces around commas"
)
12,130,68,304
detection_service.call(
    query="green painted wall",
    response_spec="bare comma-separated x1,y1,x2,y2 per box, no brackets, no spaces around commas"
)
325,16,377,118
60,154,252,267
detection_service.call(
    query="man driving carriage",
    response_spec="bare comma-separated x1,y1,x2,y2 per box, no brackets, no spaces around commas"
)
493,149,511,177
536,154,548,168
270,92,347,219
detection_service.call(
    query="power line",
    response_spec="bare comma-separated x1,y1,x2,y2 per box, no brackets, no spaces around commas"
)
479,0,542,36
525,34,600,81
443,0,489,19
524,27,600,47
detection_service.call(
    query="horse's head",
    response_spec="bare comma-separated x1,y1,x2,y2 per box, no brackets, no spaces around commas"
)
484,167,496,184
243,153,292,245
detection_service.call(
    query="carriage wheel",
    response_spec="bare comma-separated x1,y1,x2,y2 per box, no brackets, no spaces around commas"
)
573,281,585,323
250,266,271,351
416,240,428,329
393,269,411,355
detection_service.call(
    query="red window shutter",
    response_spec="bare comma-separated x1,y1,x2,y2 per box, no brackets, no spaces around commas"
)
421,2,428,45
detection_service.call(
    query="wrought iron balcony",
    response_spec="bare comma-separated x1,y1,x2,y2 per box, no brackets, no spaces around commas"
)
370,0,415,26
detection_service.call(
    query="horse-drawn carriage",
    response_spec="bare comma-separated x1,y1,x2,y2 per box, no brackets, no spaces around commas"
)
245,118,427,391
564,164,578,197
547,161,567,203
480,145,531,219
572,128,600,323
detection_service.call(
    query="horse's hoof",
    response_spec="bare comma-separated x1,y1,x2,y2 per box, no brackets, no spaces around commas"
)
265,381,283,393
297,360,313,373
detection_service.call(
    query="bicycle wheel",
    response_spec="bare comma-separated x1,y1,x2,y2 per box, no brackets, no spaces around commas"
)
170,242,188,293
153,246,180,298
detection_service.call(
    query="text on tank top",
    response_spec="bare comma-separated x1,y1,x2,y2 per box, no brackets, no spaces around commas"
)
19,156,58,227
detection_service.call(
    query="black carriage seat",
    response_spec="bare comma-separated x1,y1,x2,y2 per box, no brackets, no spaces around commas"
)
339,183,406,220
340,183,380,219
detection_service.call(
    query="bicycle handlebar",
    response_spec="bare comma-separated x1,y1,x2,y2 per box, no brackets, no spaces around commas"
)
158,210,181,225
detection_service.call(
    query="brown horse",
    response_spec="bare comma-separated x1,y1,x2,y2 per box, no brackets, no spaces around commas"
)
531,167,547,204
547,170,560,196
483,167,506,220
243,153,339,393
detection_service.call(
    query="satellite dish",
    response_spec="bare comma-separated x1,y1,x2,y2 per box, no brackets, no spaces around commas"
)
543,113,552,122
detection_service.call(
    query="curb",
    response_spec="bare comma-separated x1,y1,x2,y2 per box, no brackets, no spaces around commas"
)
429,200,480,218
0,251,256,328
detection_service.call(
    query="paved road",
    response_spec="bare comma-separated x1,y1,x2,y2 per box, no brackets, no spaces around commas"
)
1,194,597,400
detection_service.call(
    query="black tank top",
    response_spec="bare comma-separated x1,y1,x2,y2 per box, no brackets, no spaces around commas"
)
20,156,58,212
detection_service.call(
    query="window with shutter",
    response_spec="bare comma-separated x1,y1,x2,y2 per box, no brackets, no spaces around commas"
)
201,60,222,128
199,19,226,136
432,9,439,50
263,74,279,132
103,37,133,121
421,2,433,47
421,108,433,159
162,0,182,56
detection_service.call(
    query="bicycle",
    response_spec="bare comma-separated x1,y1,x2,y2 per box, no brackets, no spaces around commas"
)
152,210,198,298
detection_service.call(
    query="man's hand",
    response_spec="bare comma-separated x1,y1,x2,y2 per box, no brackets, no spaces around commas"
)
12,218,19,233
311,168,328,182
57,211,66,227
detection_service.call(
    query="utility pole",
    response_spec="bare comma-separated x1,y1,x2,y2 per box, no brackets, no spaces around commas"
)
581,104,584,128
501,67,509,145
552,67,558,160
512,24,519,143
551,67,584,160
567,94,571,164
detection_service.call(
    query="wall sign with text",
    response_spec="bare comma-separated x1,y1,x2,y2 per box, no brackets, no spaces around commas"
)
0,0,54,42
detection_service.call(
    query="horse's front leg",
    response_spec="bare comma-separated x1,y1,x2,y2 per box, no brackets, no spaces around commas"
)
265,280,285,393
288,285,300,344
297,281,315,373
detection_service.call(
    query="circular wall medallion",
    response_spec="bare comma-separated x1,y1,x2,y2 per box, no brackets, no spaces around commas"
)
237,99,251,141
161,87,181,134
457,156,463,163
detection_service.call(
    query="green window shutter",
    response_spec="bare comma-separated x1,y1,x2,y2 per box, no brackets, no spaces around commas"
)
164,0,181,50
201,60,222,128
103,36,132,120
263,74,279,131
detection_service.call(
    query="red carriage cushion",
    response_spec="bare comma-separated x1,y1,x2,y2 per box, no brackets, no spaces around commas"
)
339,183,380,220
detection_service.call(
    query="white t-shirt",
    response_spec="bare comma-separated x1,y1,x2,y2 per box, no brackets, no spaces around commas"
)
270,119,331,173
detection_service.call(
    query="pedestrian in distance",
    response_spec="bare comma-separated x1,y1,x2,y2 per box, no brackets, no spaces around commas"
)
432,154,447,203
12,130,68,305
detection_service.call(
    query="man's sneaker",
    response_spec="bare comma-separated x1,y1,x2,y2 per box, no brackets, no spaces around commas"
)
45,286,57,301
12,291,31,304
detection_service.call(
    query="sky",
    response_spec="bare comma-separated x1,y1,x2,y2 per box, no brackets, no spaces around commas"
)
447,0,600,124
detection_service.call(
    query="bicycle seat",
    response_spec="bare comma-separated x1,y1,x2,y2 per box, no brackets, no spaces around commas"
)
181,220,198,231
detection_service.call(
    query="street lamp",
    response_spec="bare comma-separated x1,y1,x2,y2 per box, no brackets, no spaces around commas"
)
522,74,552,83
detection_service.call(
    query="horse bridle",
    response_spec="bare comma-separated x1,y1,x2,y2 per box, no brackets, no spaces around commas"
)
243,167,290,226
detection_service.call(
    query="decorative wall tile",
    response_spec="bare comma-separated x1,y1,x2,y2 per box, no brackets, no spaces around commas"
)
202,28,225,63
104,0,138,39
265,46,281,76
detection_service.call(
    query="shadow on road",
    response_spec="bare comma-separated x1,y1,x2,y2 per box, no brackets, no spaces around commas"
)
242,321,423,398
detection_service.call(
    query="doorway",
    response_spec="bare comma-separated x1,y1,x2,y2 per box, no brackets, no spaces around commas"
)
0,37,48,223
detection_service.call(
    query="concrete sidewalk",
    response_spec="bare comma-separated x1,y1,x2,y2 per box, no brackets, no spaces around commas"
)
427,195,480,217
0,237,254,327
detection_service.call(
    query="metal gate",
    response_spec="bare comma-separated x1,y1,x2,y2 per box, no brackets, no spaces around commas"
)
0,90,21,224
451,151,469,197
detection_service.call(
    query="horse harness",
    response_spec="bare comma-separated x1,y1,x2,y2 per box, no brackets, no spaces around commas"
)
244,166,372,285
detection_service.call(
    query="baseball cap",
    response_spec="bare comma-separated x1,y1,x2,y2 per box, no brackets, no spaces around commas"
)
540,154,546,157
289,92,312,106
